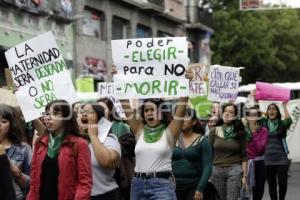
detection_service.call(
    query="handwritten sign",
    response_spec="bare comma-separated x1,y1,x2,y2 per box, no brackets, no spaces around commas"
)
208,65,240,102
256,81,290,101
189,63,207,97
111,37,189,99
97,82,126,119
5,32,78,122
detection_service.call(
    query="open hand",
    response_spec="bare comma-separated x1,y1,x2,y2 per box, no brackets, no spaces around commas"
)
87,116,99,138
185,68,194,81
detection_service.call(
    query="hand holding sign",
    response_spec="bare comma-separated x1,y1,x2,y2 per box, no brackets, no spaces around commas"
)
5,32,78,122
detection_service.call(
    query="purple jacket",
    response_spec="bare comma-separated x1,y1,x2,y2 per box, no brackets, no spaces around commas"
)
247,127,268,160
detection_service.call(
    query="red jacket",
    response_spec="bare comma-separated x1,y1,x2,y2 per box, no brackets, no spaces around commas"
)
27,135,92,200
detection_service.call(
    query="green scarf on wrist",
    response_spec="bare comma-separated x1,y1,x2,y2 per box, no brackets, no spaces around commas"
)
223,125,236,140
144,124,166,143
268,119,279,135
48,133,64,158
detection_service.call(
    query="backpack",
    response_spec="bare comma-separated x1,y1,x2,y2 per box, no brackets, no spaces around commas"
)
114,133,136,191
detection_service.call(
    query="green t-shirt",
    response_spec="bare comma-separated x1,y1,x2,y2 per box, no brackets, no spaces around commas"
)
172,136,213,192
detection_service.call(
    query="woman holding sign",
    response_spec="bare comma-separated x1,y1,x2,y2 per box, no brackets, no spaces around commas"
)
27,100,92,200
208,103,248,200
261,103,292,200
80,103,121,200
119,69,193,200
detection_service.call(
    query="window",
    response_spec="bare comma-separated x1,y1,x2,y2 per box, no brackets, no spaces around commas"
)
136,24,152,38
157,31,173,37
112,16,129,40
82,7,104,39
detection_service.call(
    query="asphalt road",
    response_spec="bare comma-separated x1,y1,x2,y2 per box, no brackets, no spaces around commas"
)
263,163,300,200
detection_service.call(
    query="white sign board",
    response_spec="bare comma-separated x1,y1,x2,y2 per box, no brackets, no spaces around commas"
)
208,65,240,103
5,31,78,122
97,82,126,119
111,37,189,99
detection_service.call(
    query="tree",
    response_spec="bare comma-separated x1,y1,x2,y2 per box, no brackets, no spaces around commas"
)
209,0,300,84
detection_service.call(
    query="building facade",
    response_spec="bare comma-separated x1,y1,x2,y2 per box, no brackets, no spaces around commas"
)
0,0,213,91
0,0,75,88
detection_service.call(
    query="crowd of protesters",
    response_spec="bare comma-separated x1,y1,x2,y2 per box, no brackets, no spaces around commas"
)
0,68,294,200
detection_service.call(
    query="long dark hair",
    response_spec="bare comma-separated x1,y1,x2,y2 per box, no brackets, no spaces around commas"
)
140,98,169,125
266,103,282,120
45,99,79,137
265,103,287,136
97,98,119,121
219,103,245,137
0,104,25,145
186,107,204,134
87,103,105,122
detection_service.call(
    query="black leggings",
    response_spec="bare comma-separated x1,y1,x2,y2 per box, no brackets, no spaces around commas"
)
266,165,289,200
253,160,266,200
176,187,196,200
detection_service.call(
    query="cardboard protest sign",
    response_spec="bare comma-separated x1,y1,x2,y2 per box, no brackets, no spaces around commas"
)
5,31,78,122
189,63,207,97
111,37,189,99
0,88,18,107
208,65,240,103
256,81,290,101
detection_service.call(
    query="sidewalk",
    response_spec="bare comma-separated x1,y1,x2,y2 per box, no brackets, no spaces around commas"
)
263,162,300,200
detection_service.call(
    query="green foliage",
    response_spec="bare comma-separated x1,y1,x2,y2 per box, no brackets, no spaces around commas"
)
210,0,300,84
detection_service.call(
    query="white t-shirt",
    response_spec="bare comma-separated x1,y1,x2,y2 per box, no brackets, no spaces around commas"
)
134,128,173,173
90,134,121,196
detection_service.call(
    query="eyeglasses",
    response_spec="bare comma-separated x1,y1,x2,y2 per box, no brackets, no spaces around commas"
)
42,111,62,118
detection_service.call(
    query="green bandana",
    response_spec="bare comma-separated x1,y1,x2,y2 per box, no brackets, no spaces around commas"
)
144,124,166,143
268,119,279,135
223,125,236,140
48,133,64,158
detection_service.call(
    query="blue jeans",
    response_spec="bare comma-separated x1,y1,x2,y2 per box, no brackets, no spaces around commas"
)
130,176,176,200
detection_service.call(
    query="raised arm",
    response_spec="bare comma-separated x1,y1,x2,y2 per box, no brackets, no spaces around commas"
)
120,99,144,135
167,68,193,140
87,114,121,169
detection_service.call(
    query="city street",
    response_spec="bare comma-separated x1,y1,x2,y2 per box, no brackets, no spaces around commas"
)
263,163,300,200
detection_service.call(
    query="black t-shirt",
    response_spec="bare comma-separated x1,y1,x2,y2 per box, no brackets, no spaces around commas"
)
39,154,59,200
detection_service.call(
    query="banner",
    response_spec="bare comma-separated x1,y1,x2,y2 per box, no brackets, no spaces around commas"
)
256,81,290,101
208,65,240,103
5,31,78,122
111,37,189,99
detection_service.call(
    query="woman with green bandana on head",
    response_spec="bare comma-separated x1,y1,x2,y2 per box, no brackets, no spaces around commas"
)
208,103,248,200
119,69,193,200
261,102,292,200
27,99,92,200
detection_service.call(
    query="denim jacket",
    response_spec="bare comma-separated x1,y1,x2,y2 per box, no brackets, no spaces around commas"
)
6,143,32,200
